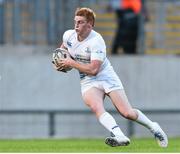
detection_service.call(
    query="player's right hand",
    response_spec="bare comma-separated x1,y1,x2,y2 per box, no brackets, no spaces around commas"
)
52,61,64,71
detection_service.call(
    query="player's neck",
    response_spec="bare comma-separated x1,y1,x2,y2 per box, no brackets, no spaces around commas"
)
78,30,91,42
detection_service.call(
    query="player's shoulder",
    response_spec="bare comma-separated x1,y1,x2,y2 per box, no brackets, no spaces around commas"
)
63,29,76,39
64,29,75,35
91,30,104,40
90,30,105,44
91,30,102,38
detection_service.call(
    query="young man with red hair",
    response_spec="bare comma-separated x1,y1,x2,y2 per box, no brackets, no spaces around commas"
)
53,7,168,147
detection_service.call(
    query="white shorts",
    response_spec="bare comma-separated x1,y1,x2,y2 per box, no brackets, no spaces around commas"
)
80,76,124,95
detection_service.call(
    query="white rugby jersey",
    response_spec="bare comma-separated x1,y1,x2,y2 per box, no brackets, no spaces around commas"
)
62,29,117,83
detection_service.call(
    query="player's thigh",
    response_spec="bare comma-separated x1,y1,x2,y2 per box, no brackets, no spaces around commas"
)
82,88,105,110
108,89,137,119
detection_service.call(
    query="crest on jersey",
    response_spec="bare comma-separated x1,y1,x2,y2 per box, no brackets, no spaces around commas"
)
67,41,72,47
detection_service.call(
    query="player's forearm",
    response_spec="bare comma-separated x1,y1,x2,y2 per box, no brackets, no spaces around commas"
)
71,60,99,76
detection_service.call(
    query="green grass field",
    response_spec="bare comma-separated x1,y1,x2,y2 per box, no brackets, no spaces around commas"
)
0,138,179,153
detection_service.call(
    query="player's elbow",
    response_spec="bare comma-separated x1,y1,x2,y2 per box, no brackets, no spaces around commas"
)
88,61,101,76
89,68,99,76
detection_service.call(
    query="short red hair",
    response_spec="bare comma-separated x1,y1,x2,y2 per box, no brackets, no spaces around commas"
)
75,7,96,27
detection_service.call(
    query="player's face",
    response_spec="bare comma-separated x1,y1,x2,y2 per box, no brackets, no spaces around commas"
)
74,16,92,36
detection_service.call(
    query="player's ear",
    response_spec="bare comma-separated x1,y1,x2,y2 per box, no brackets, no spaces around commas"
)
87,22,92,29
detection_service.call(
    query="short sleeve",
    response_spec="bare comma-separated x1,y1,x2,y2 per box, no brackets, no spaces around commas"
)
91,36,106,62
62,30,74,48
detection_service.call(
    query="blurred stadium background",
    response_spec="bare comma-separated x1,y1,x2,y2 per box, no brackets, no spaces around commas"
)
0,0,180,139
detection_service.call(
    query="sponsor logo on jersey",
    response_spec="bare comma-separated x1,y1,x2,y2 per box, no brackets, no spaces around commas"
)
75,54,90,63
